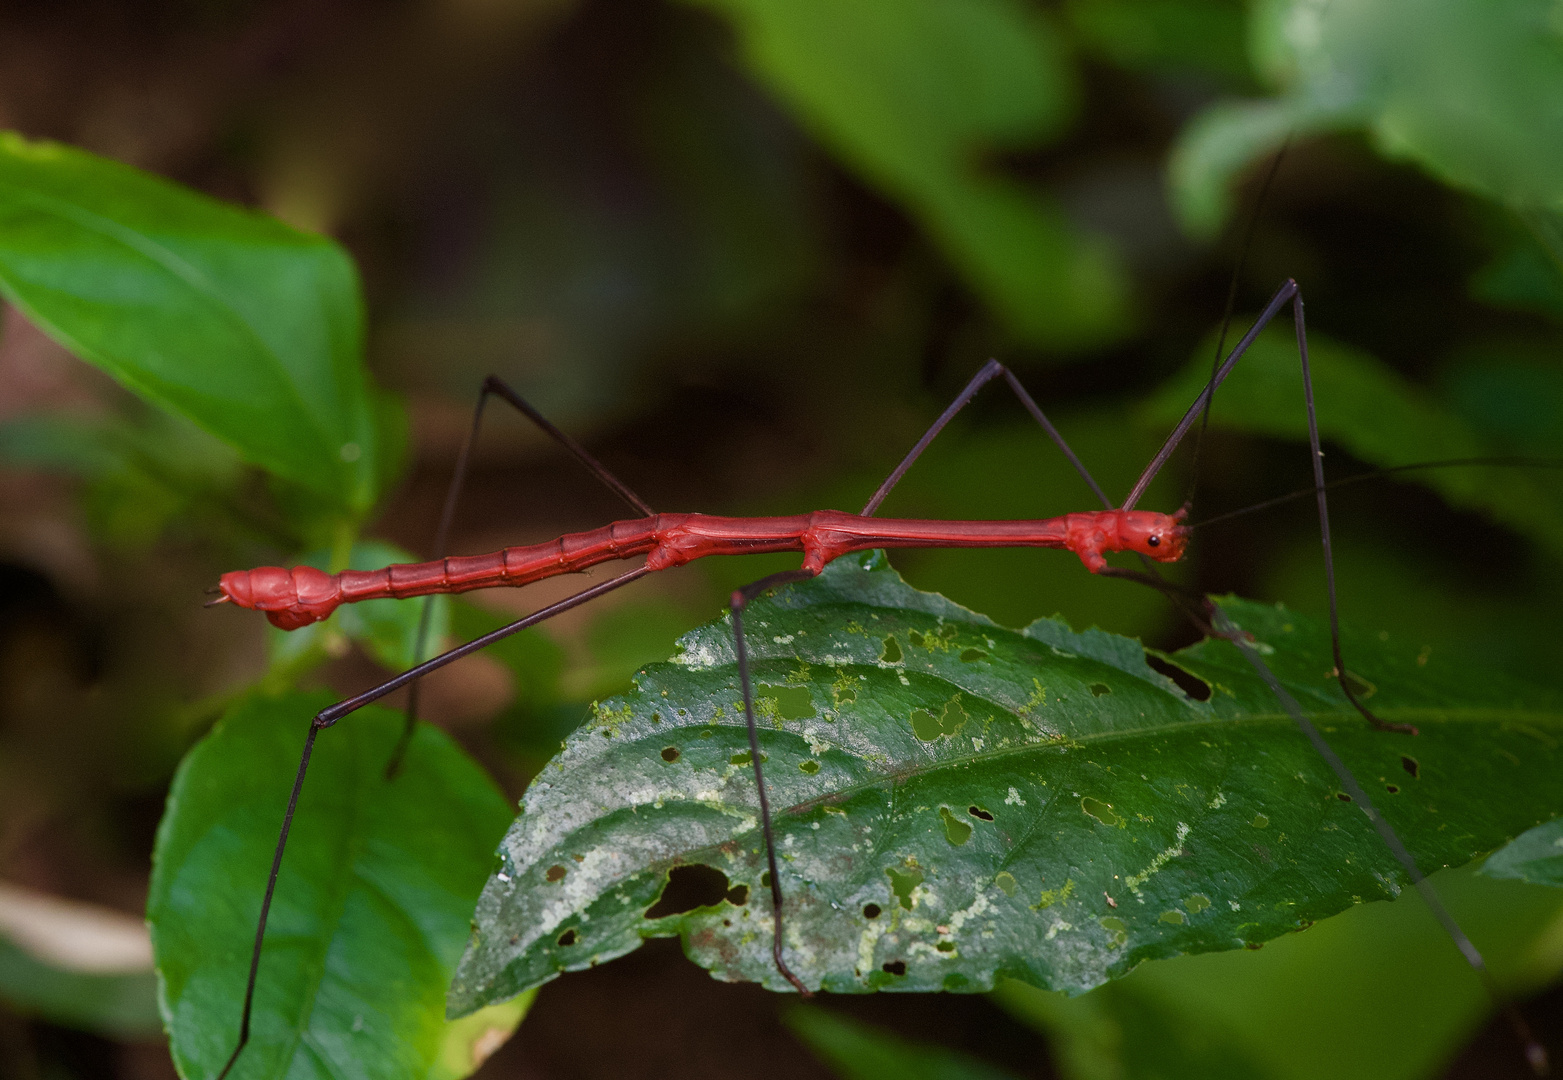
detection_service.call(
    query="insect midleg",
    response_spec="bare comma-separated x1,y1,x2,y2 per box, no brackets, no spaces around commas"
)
389,375,657,777
730,355,1136,990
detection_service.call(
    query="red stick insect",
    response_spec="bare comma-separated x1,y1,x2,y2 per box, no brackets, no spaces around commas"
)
207,279,1549,1078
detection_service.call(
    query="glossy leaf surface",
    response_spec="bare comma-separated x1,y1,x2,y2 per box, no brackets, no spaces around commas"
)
450,552,1562,1013
149,692,525,1080
0,133,392,514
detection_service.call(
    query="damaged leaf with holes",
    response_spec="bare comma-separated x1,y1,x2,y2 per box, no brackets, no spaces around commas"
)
448,552,1562,1012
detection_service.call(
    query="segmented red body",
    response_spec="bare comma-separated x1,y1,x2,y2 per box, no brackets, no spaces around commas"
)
219,508,1188,629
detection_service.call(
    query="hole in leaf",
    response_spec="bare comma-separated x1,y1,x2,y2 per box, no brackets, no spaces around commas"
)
1341,670,1376,699
968,805,994,822
886,866,924,910
1402,756,1420,779
557,929,578,946
940,624,958,639
645,864,740,918
1336,792,1353,802
1089,683,1111,697
758,684,815,719
960,649,988,663
761,871,772,888
882,960,907,976
1081,797,1119,826
799,759,820,774
908,630,926,648
731,750,767,766
940,807,972,846
726,884,750,906
994,872,1017,896
862,903,881,919
545,865,567,883
1145,654,1211,701
911,697,969,741
880,636,902,663
1385,784,1400,794
936,941,955,953
661,747,680,763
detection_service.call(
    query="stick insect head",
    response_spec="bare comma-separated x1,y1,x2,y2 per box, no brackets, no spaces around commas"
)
1115,507,1189,563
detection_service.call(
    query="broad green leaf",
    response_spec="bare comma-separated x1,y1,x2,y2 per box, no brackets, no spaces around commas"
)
0,133,396,515
785,1005,1022,1080
266,542,453,677
996,863,1563,1080
1481,819,1563,888
447,552,1561,1013
685,0,1130,347
148,691,524,1080
1140,323,1563,561
1170,0,1563,236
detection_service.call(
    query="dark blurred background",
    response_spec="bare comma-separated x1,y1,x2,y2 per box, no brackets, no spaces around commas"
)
0,0,1560,1077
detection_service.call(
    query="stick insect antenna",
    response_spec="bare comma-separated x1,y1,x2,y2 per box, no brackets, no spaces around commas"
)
388,376,657,778
1188,455,1563,530
219,564,651,1079
728,568,821,995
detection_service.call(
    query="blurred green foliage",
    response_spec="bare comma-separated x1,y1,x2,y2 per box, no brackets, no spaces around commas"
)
0,0,1556,1077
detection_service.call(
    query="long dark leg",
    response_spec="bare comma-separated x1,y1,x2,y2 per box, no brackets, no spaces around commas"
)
216,565,651,1080
1127,281,1546,1073
1122,280,1409,733
862,359,1111,516
386,376,656,777
729,568,819,995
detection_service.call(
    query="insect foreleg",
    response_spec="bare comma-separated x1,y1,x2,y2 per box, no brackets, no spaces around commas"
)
219,563,650,1079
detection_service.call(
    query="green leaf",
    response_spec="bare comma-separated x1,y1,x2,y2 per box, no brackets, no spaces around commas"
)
785,1005,1022,1080
0,935,161,1039
447,552,1562,1013
1481,819,1563,888
1064,0,1252,84
1170,0,1563,235
148,691,525,1080
995,862,1563,1080
0,132,397,515
1140,323,1563,561
685,0,1130,347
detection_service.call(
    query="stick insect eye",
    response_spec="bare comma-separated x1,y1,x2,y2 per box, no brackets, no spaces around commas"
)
1147,535,1160,548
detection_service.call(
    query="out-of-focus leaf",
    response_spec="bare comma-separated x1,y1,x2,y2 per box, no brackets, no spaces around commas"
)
148,691,525,1080
785,1005,1023,1080
996,862,1563,1080
0,883,161,1039
0,936,161,1039
1471,233,1563,323
265,541,452,677
0,132,397,516
1482,820,1563,888
447,552,1561,1013
1439,348,1563,456
1065,0,1251,84
1141,323,1563,561
686,0,1130,347
1170,0,1563,236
